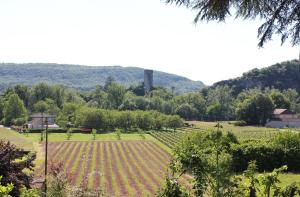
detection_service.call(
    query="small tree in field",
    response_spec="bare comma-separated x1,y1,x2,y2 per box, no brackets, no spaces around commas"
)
66,129,72,140
115,129,121,140
91,129,97,140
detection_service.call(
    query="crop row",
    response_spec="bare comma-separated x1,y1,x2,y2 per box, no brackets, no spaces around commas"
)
34,141,174,196
150,131,187,149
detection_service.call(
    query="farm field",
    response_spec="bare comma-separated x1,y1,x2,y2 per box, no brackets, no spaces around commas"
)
188,121,282,140
150,121,286,149
150,130,186,149
34,140,185,196
1,126,300,195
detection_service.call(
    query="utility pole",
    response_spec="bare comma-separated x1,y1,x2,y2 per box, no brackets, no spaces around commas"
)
44,117,48,196
34,114,54,197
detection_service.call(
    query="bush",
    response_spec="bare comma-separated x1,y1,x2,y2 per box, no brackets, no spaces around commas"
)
29,128,67,133
231,132,300,172
66,129,72,140
231,140,284,172
0,140,36,196
29,128,84,133
272,132,300,172
12,118,27,126
115,129,121,140
233,120,247,126
0,176,13,197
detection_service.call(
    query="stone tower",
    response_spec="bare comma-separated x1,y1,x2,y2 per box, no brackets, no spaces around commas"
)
144,69,153,92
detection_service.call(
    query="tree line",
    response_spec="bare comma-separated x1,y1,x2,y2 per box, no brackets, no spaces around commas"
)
1,77,299,127
73,107,183,132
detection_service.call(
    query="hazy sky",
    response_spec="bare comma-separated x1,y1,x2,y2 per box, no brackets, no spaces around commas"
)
0,0,299,85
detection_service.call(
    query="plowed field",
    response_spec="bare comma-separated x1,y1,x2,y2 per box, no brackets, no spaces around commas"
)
34,141,185,196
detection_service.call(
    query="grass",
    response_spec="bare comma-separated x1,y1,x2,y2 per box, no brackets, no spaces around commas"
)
188,121,281,140
279,173,300,186
24,132,149,142
0,128,34,151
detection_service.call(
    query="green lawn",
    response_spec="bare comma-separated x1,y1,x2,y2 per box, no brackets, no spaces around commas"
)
0,128,34,151
26,132,147,142
279,173,300,186
0,127,172,152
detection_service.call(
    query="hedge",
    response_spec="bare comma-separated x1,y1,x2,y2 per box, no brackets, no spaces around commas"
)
29,128,83,133
231,132,300,172
231,141,284,172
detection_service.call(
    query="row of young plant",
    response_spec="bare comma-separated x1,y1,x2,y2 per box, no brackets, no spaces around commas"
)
150,131,185,149
158,130,300,197
73,107,184,132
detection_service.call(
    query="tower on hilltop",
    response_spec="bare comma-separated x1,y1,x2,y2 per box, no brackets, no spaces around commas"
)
144,69,153,93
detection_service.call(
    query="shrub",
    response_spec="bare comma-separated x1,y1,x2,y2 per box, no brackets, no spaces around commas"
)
46,161,104,197
115,129,121,140
272,132,300,172
20,187,40,197
231,132,300,172
0,176,13,197
0,141,36,196
12,118,27,126
231,140,284,172
29,128,85,133
233,120,247,126
91,129,97,140
66,129,72,140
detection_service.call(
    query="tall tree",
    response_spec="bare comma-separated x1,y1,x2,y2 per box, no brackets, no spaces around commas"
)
165,0,300,47
33,100,49,114
107,83,126,109
104,76,115,91
13,85,30,108
269,91,291,109
236,93,274,125
3,93,27,126
31,83,54,104
207,86,234,120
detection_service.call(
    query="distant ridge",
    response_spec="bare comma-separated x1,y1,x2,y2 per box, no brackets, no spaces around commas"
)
210,60,300,95
0,63,205,94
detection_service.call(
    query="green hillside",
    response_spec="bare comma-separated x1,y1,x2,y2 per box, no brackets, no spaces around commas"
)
211,60,300,95
0,63,205,94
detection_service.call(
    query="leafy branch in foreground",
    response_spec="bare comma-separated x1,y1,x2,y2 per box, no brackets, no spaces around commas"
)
165,0,300,47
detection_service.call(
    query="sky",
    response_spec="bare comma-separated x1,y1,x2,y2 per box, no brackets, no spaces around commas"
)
0,0,299,85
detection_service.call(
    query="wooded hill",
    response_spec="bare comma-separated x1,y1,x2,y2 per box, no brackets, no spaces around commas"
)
211,60,300,95
0,63,205,94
